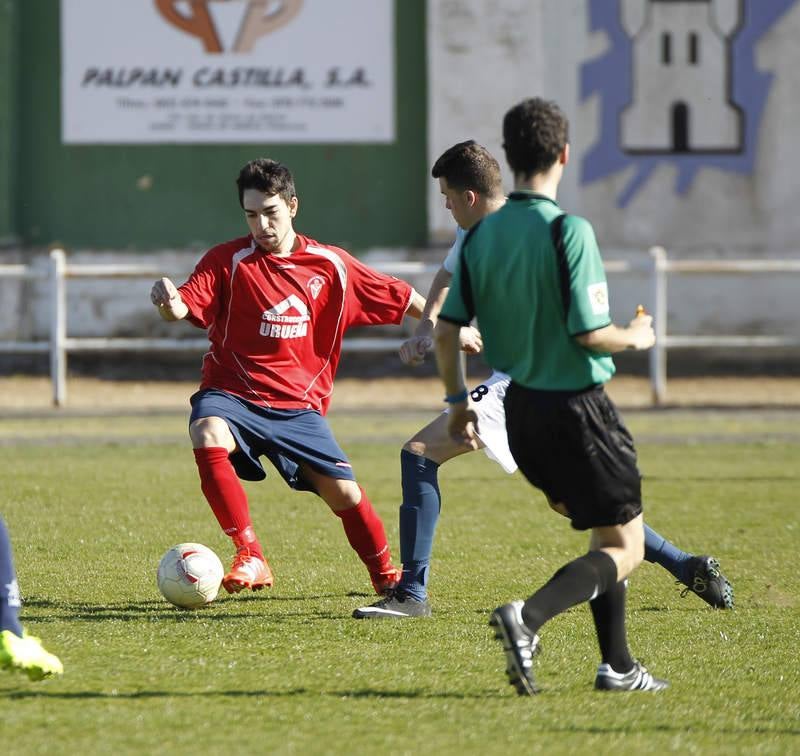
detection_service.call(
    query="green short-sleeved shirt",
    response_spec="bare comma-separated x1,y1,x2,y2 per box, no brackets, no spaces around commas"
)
439,192,615,390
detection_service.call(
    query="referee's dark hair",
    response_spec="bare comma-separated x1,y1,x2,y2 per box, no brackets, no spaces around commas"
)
502,98,569,180
237,158,296,207
431,140,503,197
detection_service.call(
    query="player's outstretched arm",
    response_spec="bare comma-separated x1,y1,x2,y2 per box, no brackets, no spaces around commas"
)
400,276,445,365
150,277,189,322
419,265,453,327
400,266,482,365
405,288,427,321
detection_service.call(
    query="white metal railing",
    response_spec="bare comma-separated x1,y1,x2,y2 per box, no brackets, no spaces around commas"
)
646,246,800,403
0,250,439,406
1,247,799,407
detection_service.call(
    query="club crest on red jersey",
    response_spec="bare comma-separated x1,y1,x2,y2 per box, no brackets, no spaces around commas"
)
307,275,325,300
260,294,310,339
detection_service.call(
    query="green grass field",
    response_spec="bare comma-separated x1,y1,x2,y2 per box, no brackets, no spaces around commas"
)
1,407,799,755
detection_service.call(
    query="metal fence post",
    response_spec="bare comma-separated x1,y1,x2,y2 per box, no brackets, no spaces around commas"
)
649,246,667,405
49,248,67,407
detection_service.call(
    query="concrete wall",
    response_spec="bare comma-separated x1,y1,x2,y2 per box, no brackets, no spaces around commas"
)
0,248,436,342
427,0,800,339
428,0,800,252
2,0,800,357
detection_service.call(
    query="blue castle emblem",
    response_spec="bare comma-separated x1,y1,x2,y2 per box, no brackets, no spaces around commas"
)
581,0,798,206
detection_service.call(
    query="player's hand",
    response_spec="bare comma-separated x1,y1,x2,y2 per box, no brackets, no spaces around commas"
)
459,325,483,354
447,401,480,450
628,305,655,350
150,277,188,321
399,334,433,366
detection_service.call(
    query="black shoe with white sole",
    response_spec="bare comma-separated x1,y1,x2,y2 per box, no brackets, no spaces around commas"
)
352,589,432,619
595,660,669,692
489,600,541,696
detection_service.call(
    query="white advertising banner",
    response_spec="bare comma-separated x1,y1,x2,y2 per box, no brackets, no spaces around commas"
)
61,0,395,144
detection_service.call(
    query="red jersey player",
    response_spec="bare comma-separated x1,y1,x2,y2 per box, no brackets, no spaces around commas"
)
150,158,425,597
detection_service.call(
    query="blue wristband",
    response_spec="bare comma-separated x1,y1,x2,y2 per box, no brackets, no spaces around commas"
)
444,389,469,404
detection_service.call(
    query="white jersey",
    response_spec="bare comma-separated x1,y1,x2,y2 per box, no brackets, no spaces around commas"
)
441,225,515,473
442,225,467,275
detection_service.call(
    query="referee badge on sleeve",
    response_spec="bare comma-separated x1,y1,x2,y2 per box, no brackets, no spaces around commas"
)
587,282,610,315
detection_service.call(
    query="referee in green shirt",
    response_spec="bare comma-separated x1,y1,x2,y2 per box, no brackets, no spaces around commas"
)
435,97,668,695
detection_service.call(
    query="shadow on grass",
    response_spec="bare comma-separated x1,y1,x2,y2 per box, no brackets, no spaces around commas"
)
3,688,800,737
1,687,504,701
21,595,372,623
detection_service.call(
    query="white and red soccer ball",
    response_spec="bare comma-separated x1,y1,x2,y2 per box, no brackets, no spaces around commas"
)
157,543,224,609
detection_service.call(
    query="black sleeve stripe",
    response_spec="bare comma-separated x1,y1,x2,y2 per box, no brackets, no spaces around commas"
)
458,254,476,324
458,219,483,324
438,313,471,327
551,213,570,322
461,218,482,248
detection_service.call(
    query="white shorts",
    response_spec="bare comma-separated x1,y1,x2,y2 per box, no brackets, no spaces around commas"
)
445,370,517,474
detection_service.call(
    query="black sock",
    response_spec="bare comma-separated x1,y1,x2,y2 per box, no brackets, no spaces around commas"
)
589,578,634,673
521,550,618,635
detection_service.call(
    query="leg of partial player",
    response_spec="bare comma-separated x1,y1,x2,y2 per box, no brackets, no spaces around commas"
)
643,523,734,608
0,516,63,680
0,517,23,639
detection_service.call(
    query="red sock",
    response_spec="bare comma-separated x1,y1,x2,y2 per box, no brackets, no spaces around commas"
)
193,447,264,560
334,486,393,572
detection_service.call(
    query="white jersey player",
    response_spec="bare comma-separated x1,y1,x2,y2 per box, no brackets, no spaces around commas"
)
353,140,733,619
354,142,512,619
439,227,515,473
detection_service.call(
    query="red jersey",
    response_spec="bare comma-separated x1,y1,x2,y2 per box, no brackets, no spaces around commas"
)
178,234,413,414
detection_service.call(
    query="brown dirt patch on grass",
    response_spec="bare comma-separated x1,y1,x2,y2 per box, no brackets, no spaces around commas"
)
1,374,798,412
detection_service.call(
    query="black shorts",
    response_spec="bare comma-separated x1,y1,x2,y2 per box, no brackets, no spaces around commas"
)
504,383,642,530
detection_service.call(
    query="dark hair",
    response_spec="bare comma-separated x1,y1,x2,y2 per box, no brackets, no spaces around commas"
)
502,98,568,179
431,140,503,196
236,158,296,207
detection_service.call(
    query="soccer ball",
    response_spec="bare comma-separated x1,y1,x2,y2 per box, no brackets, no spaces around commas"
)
157,543,224,609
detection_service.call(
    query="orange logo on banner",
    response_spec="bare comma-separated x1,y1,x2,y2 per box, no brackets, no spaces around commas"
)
154,0,303,53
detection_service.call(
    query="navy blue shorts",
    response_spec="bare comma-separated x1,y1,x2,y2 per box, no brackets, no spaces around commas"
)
189,389,355,493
